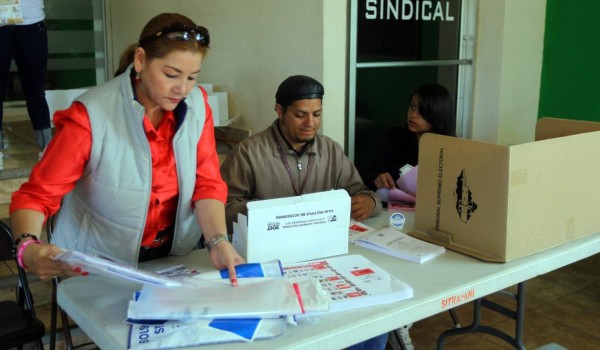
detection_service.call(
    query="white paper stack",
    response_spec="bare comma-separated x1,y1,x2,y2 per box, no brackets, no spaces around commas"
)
199,83,230,126
125,263,330,349
46,88,89,118
127,278,303,321
284,254,413,318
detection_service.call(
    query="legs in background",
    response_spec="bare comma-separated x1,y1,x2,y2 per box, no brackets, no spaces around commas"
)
12,21,52,136
0,21,52,167
398,324,414,350
35,127,52,159
346,333,389,350
387,323,414,350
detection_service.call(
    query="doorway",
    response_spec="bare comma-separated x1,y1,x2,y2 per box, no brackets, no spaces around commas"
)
348,0,476,170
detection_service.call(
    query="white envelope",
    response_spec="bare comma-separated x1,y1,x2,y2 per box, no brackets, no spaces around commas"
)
127,277,303,321
128,318,287,349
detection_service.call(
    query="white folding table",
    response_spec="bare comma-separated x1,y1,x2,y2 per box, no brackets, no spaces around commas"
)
57,212,600,349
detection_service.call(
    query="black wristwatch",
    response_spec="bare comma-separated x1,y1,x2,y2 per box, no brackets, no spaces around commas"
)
14,233,39,246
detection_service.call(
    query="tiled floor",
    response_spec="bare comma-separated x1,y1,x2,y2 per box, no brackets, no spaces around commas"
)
1,120,599,350
406,253,600,350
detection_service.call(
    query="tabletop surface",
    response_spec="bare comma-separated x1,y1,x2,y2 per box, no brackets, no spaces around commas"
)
58,211,600,349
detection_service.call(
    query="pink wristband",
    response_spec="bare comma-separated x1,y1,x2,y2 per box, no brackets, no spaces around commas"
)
17,239,42,269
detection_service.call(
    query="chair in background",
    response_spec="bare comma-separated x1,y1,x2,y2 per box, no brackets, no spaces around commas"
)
0,220,46,350
46,213,76,350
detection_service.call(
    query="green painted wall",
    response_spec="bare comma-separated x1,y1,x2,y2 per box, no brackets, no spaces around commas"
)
538,0,600,121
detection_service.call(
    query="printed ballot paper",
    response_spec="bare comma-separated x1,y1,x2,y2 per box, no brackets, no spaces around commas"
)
284,254,413,317
233,190,350,263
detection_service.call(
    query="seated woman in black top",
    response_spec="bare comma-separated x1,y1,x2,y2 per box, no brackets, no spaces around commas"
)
361,83,456,191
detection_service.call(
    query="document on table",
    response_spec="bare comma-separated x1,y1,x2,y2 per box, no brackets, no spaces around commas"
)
52,249,183,288
127,318,287,349
283,254,413,317
127,274,330,321
127,277,304,321
353,226,445,263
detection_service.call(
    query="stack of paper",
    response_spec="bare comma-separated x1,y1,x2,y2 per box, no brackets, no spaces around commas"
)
55,250,330,348
350,225,445,263
125,262,330,349
283,254,413,318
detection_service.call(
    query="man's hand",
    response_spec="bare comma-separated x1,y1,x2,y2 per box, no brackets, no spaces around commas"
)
374,172,396,189
350,194,376,222
208,241,245,286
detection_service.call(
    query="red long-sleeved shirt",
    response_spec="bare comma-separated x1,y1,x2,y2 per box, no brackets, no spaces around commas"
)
11,90,226,246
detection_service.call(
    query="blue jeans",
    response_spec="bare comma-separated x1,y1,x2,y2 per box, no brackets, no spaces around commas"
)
0,21,51,130
346,333,388,350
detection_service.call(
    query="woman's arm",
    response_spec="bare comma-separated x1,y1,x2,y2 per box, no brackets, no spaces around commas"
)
9,102,92,280
194,199,245,285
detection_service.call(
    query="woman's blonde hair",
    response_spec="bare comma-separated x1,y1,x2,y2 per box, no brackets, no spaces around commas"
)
114,13,209,77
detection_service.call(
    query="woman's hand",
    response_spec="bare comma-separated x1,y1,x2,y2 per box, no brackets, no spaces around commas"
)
208,241,245,286
21,242,83,281
374,172,396,189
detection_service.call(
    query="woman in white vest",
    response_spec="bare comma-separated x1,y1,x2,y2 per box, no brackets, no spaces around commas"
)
9,13,245,285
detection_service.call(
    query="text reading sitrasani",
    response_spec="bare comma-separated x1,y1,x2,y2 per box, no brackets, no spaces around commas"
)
365,0,455,21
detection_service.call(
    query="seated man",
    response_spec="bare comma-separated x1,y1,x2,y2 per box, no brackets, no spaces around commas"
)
221,74,382,231
220,75,386,350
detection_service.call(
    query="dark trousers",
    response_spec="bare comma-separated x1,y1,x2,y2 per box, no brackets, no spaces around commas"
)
138,227,175,263
0,21,51,130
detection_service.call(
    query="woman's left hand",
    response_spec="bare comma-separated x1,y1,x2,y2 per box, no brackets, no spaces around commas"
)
209,241,245,286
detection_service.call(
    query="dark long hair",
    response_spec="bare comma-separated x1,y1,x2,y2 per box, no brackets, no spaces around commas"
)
410,83,456,137
114,13,209,76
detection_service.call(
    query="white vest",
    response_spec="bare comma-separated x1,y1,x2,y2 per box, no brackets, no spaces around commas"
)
51,69,207,265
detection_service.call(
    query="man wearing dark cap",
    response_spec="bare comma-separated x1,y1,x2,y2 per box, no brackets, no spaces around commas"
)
221,75,387,349
221,75,382,231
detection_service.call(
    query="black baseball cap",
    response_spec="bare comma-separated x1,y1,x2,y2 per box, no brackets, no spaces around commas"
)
275,75,324,105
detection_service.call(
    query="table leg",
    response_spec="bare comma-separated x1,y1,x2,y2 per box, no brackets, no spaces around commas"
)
436,282,526,350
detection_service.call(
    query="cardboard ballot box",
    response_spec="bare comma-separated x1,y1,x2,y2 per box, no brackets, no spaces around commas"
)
232,190,350,263
411,117,600,262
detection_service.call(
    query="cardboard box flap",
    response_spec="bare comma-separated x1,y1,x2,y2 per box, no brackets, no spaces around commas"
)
504,129,600,260
413,118,600,262
536,117,600,141
414,133,511,259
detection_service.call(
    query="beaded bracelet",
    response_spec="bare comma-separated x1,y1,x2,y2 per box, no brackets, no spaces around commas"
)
17,239,42,269
206,234,228,252
14,233,39,246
